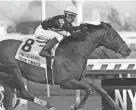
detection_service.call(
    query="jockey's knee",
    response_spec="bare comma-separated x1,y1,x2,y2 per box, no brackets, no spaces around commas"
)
55,35,63,42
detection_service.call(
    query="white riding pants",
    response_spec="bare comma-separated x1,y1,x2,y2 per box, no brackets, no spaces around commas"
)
35,25,70,42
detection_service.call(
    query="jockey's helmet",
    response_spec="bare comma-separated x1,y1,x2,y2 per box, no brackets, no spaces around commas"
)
64,5,77,23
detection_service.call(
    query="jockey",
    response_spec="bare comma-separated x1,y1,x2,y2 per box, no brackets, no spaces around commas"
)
35,5,81,58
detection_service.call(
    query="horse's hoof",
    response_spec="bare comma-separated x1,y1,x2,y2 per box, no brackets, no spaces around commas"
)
49,107,56,110
70,104,76,110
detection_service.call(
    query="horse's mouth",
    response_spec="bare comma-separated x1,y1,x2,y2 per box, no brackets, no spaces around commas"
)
121,49,131,57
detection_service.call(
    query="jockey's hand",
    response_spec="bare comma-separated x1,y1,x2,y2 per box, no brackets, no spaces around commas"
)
79,23,88,31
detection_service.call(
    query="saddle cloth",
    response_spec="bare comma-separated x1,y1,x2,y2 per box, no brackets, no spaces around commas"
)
15,37,57,69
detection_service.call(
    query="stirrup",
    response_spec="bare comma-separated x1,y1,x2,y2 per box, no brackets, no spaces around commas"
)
46,55,55,59
44,51,54,59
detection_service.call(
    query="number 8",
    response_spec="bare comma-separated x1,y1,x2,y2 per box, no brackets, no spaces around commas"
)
21,39,35,52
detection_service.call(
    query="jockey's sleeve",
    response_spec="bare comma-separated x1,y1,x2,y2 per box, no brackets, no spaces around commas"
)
41,21,49,30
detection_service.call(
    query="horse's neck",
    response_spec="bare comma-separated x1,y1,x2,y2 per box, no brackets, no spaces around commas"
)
56,31,100,59
69,37,98,58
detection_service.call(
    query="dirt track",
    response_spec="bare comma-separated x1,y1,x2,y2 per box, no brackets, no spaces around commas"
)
27,95,102,110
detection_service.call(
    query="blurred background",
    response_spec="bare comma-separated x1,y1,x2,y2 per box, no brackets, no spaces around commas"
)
1,1,136,33
0,1,136,110
0,0,136,59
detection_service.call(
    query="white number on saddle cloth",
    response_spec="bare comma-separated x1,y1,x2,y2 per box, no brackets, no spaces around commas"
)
15,38,47,68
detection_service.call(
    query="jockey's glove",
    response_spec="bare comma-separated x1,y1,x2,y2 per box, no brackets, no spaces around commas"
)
79,23,88,31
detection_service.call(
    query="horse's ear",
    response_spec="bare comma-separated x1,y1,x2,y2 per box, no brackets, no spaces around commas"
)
100,21,105,26
101,21,109,29
100,21,104,24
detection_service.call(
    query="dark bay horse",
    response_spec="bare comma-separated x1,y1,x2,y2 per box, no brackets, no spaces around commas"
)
0,22,131,110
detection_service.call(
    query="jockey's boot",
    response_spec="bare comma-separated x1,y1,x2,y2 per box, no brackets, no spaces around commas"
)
39,37,59,58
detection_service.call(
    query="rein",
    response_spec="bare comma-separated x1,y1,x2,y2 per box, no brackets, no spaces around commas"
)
67,31,99,60
67,42,88,60
67,30,101,80
67,24,126,61
67,33,90,81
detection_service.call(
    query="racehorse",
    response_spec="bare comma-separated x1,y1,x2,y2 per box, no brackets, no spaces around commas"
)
0,22,131,110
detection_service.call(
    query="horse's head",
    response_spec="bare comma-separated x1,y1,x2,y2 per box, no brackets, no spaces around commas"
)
85,21,131,57
100,22,131,57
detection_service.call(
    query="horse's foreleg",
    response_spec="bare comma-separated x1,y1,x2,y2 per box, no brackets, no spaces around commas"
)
60,78,91,110
81,77,122,110
10,67,55,110
3,85,14,110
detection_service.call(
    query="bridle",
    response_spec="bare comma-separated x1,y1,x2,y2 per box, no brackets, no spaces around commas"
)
66,24,126,80
68,24,125,59
100,26,126,54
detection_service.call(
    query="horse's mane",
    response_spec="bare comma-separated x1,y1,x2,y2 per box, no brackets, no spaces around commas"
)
85,23,103,31
84,21,113,31
59,22,105,46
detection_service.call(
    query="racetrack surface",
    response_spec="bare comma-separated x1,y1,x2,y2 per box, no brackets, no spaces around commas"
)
28,95,102,110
